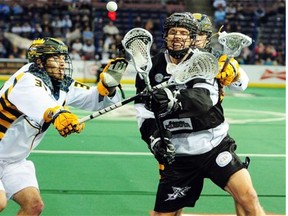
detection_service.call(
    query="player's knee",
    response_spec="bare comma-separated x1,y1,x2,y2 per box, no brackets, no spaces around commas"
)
33,199,44,214
239,188,260,210
24,199,44,215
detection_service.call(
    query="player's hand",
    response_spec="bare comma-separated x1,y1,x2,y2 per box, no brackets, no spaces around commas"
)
149,130,176,165
44,106,85,137
144,87,181,116
97,58,128,96
216,55,240,86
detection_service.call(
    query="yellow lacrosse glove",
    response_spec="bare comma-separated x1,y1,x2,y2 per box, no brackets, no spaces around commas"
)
97,57,128,96
44,106,85,137
216,55,240,86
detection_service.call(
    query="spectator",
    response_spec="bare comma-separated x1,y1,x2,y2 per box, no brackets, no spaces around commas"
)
11,3,24,16
61,14,73,35
237,47,252,64
82,39,95,60
0,3,10,21
107,42,118,59
103,21,119,37
214,5,226,29
21,22,32,39
82,26,94,41
103,34,115,53
255,42,266,62
263,44,278,65
70,48,82,60
62,15,73,29
95,38,104,61
42,26,52,38
213,0,226,8
225,2,237,20
51,16,63,38
133,15,143,28
144,19,154,33
11,22,22,35
33,23,43,39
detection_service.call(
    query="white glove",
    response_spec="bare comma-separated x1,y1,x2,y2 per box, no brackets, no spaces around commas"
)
97,58,128,96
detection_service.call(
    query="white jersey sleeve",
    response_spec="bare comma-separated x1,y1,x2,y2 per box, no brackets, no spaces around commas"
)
65,81,122,111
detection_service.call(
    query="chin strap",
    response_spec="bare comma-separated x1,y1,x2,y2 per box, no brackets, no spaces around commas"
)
168,48,190,59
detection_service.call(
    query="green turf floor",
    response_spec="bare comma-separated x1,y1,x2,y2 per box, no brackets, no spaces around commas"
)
0,86,285,215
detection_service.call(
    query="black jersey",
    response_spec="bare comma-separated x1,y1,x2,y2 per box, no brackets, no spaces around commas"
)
135,50,225,147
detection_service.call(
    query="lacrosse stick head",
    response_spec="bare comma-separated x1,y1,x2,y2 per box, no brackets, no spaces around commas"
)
167,50,219,84
121,28,153,78
218,32,252,58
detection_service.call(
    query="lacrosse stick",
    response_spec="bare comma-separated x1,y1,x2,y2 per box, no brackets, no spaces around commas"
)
121,28,153,90
121,27,170,149
80,28,155,124
167,49,219,84
218,31,252,72
78,81,168,124
79,50,219,124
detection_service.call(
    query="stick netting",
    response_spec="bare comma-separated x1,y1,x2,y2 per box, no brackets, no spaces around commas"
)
122,28,153,74
167,50,218,84
218,32,252,57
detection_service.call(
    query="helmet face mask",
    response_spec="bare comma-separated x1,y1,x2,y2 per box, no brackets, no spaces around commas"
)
163,12,199,59
27,38,73,80
192,13,213,50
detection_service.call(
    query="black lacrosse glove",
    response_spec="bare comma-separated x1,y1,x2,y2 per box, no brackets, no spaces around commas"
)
149,129,176,165
145,87,181,115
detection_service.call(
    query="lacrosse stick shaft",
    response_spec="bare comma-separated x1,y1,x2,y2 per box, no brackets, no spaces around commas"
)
220,57,231,72
121,27,167,146
78,82,169,124
78,96,136,124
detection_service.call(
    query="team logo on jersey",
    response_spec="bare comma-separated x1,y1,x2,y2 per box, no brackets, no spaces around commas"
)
163,118,193,132
154,73,164,83
216,151,232,167
165,186,191,201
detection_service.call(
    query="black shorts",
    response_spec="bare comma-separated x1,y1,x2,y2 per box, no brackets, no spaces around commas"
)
154,135,246,212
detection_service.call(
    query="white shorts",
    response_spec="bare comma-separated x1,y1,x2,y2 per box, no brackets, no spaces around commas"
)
0,160,39,199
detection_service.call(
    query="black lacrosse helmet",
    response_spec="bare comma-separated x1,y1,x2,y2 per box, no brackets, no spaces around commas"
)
163,12,199,59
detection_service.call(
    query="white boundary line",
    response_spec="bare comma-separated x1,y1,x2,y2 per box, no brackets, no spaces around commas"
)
31,150,286,158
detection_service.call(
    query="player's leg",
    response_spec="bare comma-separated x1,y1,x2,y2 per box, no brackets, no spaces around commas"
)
150,209,182,216
13,186,44,215
3,160,44,215
225,168,266,215
0,182,7,212
208,136,265,215
234,200,246,216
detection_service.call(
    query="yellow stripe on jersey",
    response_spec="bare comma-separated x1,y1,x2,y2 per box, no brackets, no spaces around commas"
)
0,73,25,140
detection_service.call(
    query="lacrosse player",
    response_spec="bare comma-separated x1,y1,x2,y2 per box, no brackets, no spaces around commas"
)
134,13,265,215
0,37,127,215
192,12,249,96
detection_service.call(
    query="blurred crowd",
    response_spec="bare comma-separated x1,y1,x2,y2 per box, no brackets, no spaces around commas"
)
0,0,285,66
212,0,285,65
